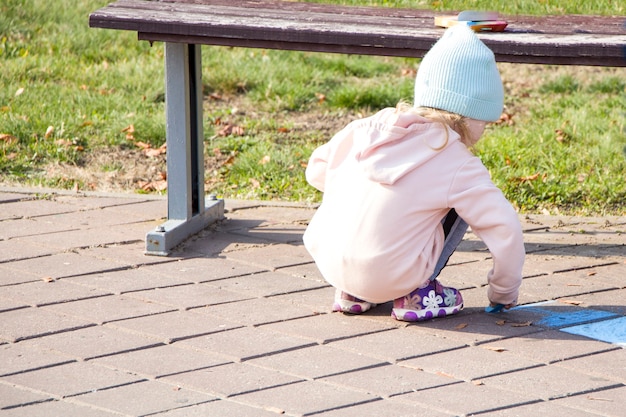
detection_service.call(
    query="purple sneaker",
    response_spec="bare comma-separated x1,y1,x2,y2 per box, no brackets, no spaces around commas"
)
332,290,375,314
392,280,463,322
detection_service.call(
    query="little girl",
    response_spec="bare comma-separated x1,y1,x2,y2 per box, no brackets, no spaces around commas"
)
303,24,525,322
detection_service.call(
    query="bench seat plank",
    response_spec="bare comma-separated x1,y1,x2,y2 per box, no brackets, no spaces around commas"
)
90,0,626,66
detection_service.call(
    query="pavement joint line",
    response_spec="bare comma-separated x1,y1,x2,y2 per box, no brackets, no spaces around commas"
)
312,361,392,380
62,378,150,399
461,398,546,416
546,383,626,401
83,342,168,361
553,261,621,274
9,322,99,344
238,341,321,362
34,293,116,308
551,345,625,365
302,397,384,416
227,377,308,399
0,359,79,378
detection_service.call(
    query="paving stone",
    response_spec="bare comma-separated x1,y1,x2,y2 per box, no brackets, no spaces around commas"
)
520,268,621,302
1,361,144,398
0,381,52,409
0,216,80,241
0,252,117,281
398,345,543,381
313,397,453,417
552,385,626,416
141,255,267,283
555,347,626,383
0,280,111,307
479,329,619,364
152,398,286,417
74,379,216,416
223,202,316,224
480,364,621,401
0,297,29,313
276,261,325,281
0,191,28,203
15,226,136,252
0,307,94,343
409,307,542,346
233,379,379,417
105,310,242,344
0,343,75,377
177,326,316,362
224,242,313,270
125,283,252,310
319,363,461,397
228,221,307,245
43,294,176,324
161,362,303,397
510,302,620,329
395,381,540,415
481,398,608,417
178,229,277,257
559,288,626,315
327,326,467,362
67,267,192,295
0,398,123,417
196,296,322,326
205,270,328,298
0,239,54,263
260,313,395,344
19,325,161,360
91,343,229,379
247,344,386,379
75,240,176,266
267,286,336,313
560,316,626,346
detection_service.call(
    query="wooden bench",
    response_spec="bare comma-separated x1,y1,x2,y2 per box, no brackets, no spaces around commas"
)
89,0,626,255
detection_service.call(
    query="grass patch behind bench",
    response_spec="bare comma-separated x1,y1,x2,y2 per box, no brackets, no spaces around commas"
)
1,0,625,215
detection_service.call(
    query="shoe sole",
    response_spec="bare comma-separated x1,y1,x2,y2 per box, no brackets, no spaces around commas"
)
391,304,463,322
333,299,375,314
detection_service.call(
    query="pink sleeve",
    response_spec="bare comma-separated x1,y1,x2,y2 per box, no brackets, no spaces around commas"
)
448,157,525,305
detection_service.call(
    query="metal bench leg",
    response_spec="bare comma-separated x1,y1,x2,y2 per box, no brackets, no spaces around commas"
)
146,43,224,256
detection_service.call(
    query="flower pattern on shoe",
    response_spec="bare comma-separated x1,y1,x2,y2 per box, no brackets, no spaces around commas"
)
404,294,423,310
422,290,443,309
443,287,457,307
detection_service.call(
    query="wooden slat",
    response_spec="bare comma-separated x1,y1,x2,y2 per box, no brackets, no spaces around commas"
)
89,0,626,66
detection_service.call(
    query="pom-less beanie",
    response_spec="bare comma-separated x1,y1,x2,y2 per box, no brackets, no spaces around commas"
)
414,24,504,122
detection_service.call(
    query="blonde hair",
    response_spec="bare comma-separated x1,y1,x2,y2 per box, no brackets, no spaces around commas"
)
395,102,474,149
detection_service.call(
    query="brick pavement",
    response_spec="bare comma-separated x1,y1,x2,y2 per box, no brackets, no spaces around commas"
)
0,187,624,416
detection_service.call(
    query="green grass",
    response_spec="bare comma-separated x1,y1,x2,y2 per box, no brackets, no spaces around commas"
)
1,0,625,215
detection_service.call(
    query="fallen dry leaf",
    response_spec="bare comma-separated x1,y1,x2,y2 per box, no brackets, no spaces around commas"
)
455,323,468,330
496,320,507,326
436,371,456,379
42,276,55,283
472,380,485,386
44,126,54,139
15,87,25,97
258,155,271,165
586,395,613,402
484,346,507,352
0,133,17,143
511,321,533,327
559,299,583,306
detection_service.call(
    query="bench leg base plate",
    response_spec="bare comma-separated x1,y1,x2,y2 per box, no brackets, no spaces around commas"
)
145,198,225,256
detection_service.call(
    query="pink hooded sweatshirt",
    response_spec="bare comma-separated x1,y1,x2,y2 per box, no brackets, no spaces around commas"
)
303,107,524,305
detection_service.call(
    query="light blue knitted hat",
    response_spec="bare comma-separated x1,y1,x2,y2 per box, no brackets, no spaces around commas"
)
414,24,504,122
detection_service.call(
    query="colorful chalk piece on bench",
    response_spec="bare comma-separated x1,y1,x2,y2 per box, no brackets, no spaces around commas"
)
435,10,508,32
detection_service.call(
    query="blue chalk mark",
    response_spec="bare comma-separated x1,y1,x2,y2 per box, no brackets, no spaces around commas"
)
535,309,618,329
561,316,626,346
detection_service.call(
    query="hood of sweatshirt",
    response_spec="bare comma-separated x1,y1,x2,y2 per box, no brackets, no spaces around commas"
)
353,108,460,185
